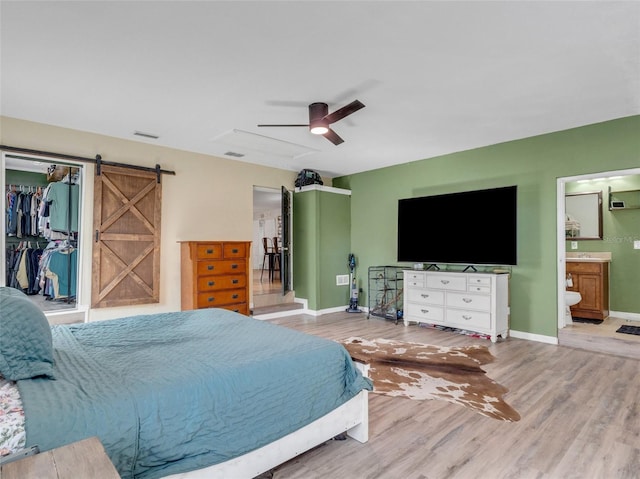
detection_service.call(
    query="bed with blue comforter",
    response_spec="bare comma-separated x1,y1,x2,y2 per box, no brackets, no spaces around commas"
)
0,292,371,479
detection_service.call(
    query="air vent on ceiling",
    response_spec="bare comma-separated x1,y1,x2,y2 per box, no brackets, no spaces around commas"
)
133,131,159,139
224,151,245,158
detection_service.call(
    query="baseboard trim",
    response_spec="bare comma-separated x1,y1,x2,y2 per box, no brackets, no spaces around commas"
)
611,311,640,322
510,329,558,345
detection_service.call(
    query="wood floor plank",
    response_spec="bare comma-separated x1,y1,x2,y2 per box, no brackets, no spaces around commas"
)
266,312,640,479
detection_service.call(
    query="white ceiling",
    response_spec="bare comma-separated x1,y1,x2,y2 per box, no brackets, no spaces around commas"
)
2,1,639,178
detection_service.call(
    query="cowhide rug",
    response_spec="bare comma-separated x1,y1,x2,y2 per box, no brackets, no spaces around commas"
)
341,337,520,422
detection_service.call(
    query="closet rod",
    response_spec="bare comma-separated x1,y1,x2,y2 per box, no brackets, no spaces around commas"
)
0,145,176,177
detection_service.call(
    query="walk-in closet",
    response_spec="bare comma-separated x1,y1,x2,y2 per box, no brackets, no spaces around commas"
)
4,156,81,313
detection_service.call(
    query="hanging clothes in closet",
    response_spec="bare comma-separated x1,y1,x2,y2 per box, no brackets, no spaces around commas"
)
5,241,44,295
37,240,77,300
5,185,44,239
38,173,79,241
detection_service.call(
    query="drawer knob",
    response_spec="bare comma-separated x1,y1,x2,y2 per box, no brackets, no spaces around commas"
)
463,298,472,303
232,279,239,284
232,249,239,254
208,297,215,302
207,265,214,270
441,280,450,284
421,309,429,313
232,294,238,299
463,315,472,320
208,281,215,286
231,264,238,269
206,249,213,254
421,294,429,298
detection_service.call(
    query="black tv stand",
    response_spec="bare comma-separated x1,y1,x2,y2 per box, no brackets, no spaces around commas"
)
463,265,478,272
425,264,440,271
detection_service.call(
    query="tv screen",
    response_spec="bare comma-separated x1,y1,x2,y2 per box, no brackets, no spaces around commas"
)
397,185,517,266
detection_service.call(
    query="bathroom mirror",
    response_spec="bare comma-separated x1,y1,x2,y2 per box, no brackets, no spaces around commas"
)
565,191,603,239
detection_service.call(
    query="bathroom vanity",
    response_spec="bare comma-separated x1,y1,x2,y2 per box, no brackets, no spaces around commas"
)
566,254,610,321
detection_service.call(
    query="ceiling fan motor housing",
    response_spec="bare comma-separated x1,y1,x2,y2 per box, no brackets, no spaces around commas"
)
309,102,329,132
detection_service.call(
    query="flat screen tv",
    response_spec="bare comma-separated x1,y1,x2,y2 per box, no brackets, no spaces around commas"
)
397,185,517,266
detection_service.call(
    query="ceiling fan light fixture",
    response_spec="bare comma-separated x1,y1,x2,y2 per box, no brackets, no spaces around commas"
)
310,123,329,135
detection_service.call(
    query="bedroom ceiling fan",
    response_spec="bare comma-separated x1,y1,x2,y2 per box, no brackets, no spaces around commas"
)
257,99,365,145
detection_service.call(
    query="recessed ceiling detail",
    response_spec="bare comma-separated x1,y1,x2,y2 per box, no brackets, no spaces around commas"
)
210,129,318,160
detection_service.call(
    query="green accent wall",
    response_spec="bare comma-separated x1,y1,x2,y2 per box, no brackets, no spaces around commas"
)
333,115,640,338
565,174,640,313
293,187,351,310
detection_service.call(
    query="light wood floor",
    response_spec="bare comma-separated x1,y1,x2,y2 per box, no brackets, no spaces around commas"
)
262,311,640,479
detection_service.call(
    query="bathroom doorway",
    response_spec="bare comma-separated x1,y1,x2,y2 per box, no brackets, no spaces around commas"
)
557,167,640,355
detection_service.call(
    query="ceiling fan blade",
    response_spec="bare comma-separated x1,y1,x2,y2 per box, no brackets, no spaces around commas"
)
324,100,365,124
257,124,309,127
323,128,344,145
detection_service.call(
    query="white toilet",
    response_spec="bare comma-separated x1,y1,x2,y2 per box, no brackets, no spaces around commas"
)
565,291,582,323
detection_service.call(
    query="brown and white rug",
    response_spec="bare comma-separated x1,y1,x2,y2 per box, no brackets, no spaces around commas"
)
341,337,520,422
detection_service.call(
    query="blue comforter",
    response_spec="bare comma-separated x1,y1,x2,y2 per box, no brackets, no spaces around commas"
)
17,309,372,479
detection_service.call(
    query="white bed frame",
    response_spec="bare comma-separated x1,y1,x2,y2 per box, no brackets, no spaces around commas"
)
164,363,369,479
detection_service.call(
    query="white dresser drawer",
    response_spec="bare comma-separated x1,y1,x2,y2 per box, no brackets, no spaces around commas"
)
447,292,491,311
468,275,491,286
447,308,491,329
426,274,467,291
468,285,491,294
405,271,425,282
407,288,444,305
406,281,425,288
406,303,445,322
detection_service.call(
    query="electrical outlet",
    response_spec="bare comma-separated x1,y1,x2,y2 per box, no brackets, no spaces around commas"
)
634,240,640,250
571,241,578,250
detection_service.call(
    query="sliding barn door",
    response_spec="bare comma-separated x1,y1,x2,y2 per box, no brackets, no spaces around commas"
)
92,165,161,308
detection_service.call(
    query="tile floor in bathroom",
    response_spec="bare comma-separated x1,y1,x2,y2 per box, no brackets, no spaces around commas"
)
559,314,640,360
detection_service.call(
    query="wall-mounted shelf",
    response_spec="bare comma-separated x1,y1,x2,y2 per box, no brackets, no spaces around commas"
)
608,186,640,210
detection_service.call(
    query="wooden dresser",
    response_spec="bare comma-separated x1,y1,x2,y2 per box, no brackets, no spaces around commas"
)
179,241,251,315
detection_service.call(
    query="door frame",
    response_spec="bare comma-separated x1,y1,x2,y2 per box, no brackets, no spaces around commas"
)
1,151,89,322
556,166,640,331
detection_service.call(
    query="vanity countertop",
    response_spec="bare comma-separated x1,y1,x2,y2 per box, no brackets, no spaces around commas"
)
566,252,611,262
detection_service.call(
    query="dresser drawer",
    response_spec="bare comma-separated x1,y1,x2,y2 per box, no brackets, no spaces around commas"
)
407,288,444,305
468,285,491,293
197,289,247,308
406,303,444,322
197,274,246,292
447,292,491,311
467,275,491,287
219,303,249,315
426,274,467,291
405,271,426,282
223,243,247,258
196,243,223,259
197,259,246,276
447,308,491,329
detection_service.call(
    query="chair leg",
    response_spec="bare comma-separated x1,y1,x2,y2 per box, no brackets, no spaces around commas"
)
261,254,268,281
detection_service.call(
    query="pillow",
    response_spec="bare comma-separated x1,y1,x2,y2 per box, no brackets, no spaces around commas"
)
0,289,55,381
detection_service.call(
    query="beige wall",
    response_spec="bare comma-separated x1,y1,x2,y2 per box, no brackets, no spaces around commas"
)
1,116,298,321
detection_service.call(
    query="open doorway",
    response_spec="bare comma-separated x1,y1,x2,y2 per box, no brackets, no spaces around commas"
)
252,186,295,314
557,167,640,356
2,154,84,321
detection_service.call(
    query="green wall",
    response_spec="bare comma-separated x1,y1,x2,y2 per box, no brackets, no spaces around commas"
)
565,175,640,313
293,187,351,310
333,115,640,338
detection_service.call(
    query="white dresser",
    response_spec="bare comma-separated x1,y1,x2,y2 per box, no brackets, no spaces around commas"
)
403,270,509,342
